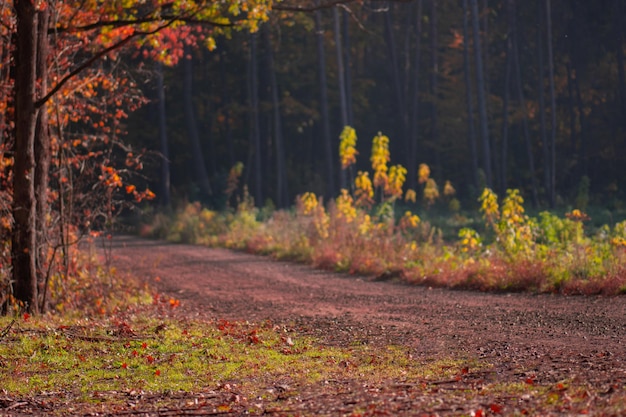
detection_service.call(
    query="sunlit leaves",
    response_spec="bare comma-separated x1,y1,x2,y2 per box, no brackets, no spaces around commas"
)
335,189,357,223
339,125,358,169
370,133,390,191
354,171,374,208
385,164,407,199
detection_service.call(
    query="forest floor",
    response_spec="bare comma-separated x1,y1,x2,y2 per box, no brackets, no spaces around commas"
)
2,235,626,416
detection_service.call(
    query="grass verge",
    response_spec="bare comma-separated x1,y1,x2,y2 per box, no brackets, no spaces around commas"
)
1,308,624,416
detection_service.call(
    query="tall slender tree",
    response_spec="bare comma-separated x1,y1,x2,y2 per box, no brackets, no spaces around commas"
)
470,0,492,188
429,0,440,175
546,0,556,207
536,0,550,205
511,2,539,206
462,0,479,192
34,6,50,302
248,33,263,205
342,9,354,126
334,6,349,189
263,28,289,208
183,48,213,198
408,0,423,191
499,0,514,194
156,62,171,208
315,5,336,198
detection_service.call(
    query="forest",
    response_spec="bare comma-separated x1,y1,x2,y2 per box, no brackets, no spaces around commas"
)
127,0,626,212
2,0,626,313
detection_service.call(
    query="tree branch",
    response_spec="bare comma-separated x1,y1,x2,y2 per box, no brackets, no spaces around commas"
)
36,19,178,108
274,0,411,12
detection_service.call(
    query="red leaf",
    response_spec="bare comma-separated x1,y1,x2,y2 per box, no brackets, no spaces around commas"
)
23,313,30,322
490,403,503,414
154,369,161,376
121,362,128,369
146,355,155,364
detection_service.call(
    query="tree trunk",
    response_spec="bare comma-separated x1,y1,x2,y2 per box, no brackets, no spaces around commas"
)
263,28,289,208
12,0,40,312
470,0,492,188
334,6,349,189
219,53,235,167
156,62,171,208
315,5,336,199
512,4,539,206
384,5,408,167
429,0,440,174
462,0,479,192
481,0,497,190
545,0,556,207
408,0,423,191
615,0,626,122
573,61,588,176
537,1,549,206
566,62,577,150
249,33,263,206
34,6,50,309
500,0,514,193
183,48,212,198
342,9,354,126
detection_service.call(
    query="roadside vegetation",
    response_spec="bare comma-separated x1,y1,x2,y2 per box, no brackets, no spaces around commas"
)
142,127,626,296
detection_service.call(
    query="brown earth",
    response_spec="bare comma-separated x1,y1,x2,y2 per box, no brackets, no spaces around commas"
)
105,235,625,416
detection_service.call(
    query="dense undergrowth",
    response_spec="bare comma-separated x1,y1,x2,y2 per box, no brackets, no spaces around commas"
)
141,128,626,296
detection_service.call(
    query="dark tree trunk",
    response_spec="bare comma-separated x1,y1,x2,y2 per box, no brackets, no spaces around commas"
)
462,0,479,191
342,9,354,126
315,5,336,198
384,4,408,167
408,0,423,191
430,0,440,174
34,6,50,308
12,0,40,312
183,48,212,197
334,6,349,189
263,29,289,208
249,33,263,206
334,7,348,129
500,0,514,193
219,53,235,167
470,0,492,188
546,0,556,207
512,4,539,206
573,61,588,176
566,62,577,150
537,1,549,206
482,0,497,190
615,0,626,122
156,62,171,208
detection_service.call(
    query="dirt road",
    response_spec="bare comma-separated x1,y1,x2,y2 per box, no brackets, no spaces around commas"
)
108,235,626,414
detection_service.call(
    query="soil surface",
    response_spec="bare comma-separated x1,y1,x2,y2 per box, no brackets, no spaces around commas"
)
107,235,626,416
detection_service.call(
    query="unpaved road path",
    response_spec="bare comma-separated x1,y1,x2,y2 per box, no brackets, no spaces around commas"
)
108,235,626,415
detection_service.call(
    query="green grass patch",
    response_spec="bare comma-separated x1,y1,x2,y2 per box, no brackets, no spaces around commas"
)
0,313,478,411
